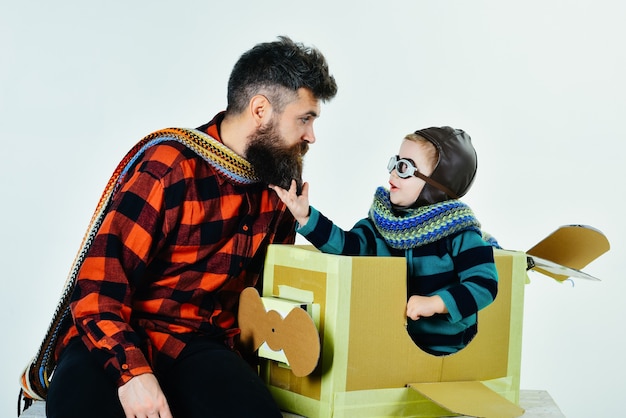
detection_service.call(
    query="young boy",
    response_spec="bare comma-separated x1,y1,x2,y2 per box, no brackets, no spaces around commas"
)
271,126,498,356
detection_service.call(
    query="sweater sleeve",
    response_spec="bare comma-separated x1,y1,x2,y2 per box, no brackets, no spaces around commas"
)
436,230,499,323
297,206,385,256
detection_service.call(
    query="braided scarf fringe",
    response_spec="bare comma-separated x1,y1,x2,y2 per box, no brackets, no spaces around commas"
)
369,186,481,250
20,128,257,402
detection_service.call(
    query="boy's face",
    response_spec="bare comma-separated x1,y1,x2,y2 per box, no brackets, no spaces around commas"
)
388,139,436,207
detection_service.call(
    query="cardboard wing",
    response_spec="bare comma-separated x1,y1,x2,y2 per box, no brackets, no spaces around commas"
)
408,382,524,418
527,255,601,281
526,224,610,281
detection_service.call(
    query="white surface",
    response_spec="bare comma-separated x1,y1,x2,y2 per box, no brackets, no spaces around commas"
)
20,391,564,418
2,2,624,417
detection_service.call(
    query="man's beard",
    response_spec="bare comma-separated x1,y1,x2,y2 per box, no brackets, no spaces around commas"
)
245,119,308,194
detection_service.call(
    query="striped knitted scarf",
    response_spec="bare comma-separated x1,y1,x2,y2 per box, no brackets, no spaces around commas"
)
20,128,257,404
369,186,481,250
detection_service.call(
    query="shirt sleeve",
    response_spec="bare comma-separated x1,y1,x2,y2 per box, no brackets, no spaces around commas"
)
436,230,499,323
70,145,179,386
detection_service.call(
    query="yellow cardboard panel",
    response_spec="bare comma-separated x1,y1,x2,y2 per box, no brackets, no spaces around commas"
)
344,256,445,390
333,388,455,418
272,386,456,418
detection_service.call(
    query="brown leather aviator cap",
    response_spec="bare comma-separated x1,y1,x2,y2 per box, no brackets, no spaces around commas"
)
412,126,477,207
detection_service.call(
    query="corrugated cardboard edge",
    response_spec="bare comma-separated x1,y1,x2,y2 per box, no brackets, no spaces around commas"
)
408,381,524,418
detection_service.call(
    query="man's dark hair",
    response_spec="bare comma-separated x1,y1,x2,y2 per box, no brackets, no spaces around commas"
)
226,36,338,114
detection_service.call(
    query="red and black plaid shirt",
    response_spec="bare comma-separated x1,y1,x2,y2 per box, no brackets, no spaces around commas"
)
57,113,296,385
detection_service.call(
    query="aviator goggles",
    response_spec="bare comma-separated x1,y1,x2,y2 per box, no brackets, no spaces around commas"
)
387,154,460,199
387,155,422,179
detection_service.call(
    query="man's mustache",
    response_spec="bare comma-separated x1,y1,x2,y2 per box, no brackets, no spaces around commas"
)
298,142,309,156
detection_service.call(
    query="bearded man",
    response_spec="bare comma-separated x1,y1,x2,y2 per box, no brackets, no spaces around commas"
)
39,36,337,418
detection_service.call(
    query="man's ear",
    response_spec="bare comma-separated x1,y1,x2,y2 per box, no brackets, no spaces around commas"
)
249,95,273,126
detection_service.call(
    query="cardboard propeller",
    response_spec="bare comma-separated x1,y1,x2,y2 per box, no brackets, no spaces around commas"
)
238,287,320,377
526,224,610,281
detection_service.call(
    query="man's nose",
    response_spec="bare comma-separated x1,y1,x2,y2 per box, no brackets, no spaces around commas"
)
302,126,316,144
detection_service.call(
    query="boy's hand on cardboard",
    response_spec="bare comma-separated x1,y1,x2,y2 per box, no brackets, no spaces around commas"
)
406,295,448,320
270,179,311,226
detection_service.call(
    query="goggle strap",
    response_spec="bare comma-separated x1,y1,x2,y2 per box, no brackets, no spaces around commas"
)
414,171,460,200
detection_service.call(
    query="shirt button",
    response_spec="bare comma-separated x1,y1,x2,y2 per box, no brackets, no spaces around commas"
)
121,364,129,370
242,225,249,231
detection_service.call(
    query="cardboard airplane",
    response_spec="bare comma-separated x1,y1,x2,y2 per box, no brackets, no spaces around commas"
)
238,224,609,418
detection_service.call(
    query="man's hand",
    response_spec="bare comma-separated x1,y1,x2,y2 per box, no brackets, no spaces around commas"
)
406,295,448,321
270,179,311,226
118,373,172,418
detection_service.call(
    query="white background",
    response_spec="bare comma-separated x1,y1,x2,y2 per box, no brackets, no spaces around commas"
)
2,1,624,417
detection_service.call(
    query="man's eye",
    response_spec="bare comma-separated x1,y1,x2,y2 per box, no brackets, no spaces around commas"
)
300,117,311,124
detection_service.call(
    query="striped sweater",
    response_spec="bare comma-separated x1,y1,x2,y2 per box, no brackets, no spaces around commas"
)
297,205,498,356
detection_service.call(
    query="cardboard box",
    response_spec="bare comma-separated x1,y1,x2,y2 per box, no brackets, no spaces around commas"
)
256,245,527,418
236,225,609,417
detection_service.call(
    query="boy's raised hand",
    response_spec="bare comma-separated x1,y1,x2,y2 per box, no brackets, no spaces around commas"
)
270,179,311,226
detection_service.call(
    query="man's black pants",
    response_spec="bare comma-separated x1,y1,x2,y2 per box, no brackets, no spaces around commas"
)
46,337,282,418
